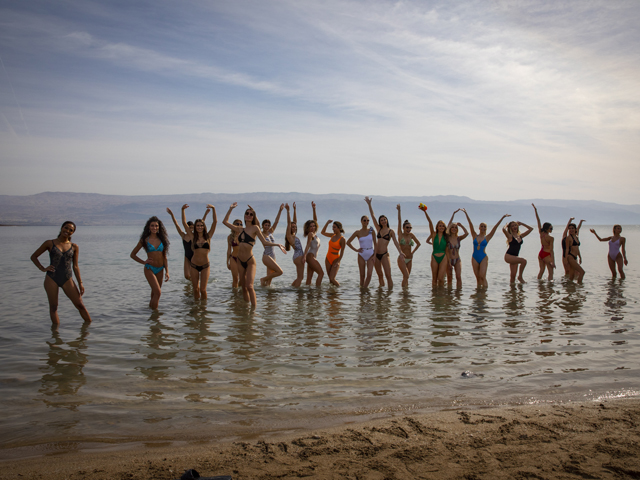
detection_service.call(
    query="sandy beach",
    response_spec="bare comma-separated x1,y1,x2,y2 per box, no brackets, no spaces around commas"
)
1,398,639,479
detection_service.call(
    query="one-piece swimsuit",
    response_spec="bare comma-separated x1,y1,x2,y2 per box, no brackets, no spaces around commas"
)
47,241,74,287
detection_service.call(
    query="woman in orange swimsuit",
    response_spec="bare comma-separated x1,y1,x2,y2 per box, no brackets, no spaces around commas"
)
321,220,346,286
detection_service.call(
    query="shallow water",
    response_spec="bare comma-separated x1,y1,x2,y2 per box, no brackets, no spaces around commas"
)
0,224,638,455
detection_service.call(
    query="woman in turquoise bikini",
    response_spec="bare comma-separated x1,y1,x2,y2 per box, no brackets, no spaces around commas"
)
396,204,421,288
130,216,170,309
462,209,510,288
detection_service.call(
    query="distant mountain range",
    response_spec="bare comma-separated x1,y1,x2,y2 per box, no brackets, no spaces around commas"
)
1,192,639,226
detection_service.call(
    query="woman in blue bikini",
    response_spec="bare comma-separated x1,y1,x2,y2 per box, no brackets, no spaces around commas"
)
130,216,170,309
31,221,92,325
462,209,510,288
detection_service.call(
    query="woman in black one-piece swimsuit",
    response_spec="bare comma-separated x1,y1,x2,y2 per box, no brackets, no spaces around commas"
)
30,221,92,326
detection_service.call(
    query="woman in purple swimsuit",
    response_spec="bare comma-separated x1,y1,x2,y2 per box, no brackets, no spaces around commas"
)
590,226,628,279
31,221,92,325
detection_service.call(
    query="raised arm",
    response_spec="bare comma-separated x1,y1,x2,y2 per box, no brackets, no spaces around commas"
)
166,208,186,238
532,204,542,233
457,223,469,241
222,203,243,233
502,224,512,241
255,228,286,253
487,215,510,242
247,204,259,227
321,219,333,238
285,203,295,245
447,208,460,228
270,204,285,233
563,217,574,239
589,228,610,242
181,204,190,233
397,204,402,237
206,204,217,237
519,222,534,238
292,202,297,225
461,208,477,239
423,209,435,236
365,197,380,231
311,201,318,224
202,207,210,222
576,219,585,234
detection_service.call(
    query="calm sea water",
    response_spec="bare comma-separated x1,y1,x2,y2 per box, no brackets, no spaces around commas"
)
0,224,638,456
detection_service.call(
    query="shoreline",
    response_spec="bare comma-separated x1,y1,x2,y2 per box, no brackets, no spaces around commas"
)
1,398,638,479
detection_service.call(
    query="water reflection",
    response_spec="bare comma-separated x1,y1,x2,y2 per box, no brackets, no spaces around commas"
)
136,311,176,382
38,325,90,410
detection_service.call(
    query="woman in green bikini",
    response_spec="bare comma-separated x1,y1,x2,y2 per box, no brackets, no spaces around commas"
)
396,204,421,288
422,209,448,287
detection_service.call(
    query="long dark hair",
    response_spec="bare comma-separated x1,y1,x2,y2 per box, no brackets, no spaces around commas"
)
192,218,209,247
140,216,170,254
285,222,297,251
303,219,318,237
542,222,553,233
58,221,76,237
332,221,344,233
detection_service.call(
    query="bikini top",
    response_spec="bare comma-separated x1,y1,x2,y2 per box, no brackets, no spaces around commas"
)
238,230,256,246
570,234,580,247
377,229,391,241
147,240,164,252
448,238,460,252
399,236,414,247
193,239,210,250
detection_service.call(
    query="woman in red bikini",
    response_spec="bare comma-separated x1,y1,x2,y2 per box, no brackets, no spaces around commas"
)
532,204,555,280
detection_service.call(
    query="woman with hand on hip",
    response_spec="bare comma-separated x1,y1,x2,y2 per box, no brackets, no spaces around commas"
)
31,221,92,325
591,225,628,279
182,204,217,300
532,204,555,281
304,201,324,287
346,216,377,287
321,219,346,286
365,196,404,288
396,204,421,288
130,216,170,309
285,203,306,287
260,204,285,287
462,209,510,288
503,220,534,283
166,205,209,280
223,203,285,307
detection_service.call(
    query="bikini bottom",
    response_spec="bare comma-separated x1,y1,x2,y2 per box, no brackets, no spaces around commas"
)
191,262,210,272
376,251,388,261
239,256,254,269
145,264,164,275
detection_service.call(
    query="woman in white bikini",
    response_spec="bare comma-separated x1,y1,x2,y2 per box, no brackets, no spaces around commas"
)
346,216,377,287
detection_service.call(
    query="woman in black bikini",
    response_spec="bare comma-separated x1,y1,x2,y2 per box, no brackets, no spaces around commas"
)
365,197,404,288
227,218,243,288
565,223,585,283
166,205,209,280
31,221,92,326
130,216,170,309
182,204,217,300
223,203,285,307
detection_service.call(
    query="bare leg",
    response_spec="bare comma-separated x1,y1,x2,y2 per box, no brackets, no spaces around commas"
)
261,255,283,286
437,258,447,286
44,276,61,325
199,267,210,300
364,256,375,288
471,258,481,287
478,257,489,288
306,255,324,286
61,279,92,323
397,256,410,288
430,256,439,287
607,255,617,278
374,256,385,286
190,267,201,300
454,262,462,289
615,254,625,279
326,258,341,286
242,259,257,306
381,254,393,289
357,255,366,286
144,267,163,309
567,256,584,283
292,256,305,287
230,258,240,288
505,254,527,283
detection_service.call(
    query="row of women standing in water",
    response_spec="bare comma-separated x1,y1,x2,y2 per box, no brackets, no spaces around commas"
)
31,199,630,322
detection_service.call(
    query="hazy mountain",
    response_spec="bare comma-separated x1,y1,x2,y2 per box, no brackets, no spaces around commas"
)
0,192,638,226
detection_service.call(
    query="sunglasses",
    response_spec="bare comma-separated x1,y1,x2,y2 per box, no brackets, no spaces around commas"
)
245,211,254,217
233,223,242,226
405,226,412,230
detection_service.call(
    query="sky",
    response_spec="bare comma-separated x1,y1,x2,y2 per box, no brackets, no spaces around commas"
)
1,0,639,202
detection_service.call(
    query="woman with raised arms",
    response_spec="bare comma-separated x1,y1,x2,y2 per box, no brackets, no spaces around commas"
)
321,219,346,286
181,204,217,300
503,220,534,284
303,201,324,287
260,204,285,287
346,215,377,288
31,221,92,325
365,197,404,288
226,218,243,288
396,204,421,288
223,203,285,307
421,208,449,287
590,225,628,279
130,216,170,309
564,222,585,283
561,218,584,276
166,205,209,280
445,210,468,289
532,204,555,281
462,209,510,288
285,203,306,287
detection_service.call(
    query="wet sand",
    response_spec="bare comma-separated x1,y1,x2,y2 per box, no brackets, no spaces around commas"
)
1,398,639,479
